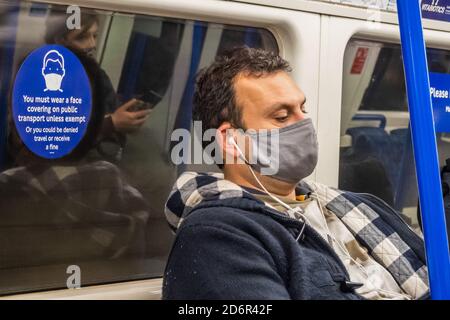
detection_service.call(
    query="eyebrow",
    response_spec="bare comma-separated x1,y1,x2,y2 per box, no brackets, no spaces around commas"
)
77,29,90,38
76,26,97,39
266,97,307,114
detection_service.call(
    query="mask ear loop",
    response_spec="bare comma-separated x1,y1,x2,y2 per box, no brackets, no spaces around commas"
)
228,135,309,239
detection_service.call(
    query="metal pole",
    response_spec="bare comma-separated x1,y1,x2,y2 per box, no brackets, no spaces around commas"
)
397,0,450,299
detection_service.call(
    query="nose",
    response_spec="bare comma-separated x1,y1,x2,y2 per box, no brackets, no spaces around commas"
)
88,35,96,49
292,108,307,122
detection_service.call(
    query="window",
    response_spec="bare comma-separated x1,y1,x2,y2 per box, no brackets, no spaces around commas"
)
0,1,278,295
340,39,450,230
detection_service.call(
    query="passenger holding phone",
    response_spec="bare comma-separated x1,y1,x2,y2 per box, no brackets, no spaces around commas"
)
109,98,153,133
44,7,151,160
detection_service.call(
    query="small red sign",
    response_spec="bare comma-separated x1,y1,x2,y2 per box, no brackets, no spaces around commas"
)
350,47,369,75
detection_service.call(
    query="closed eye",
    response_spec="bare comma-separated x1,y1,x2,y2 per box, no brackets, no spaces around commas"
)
275,115,289,123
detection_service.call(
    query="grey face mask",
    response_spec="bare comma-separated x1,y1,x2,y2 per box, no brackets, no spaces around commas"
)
245,118,318,184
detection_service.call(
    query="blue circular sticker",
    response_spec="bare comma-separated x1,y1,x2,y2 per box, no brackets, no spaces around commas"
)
12,45,92,159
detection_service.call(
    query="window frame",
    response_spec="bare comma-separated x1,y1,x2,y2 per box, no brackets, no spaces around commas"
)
316,14,450,188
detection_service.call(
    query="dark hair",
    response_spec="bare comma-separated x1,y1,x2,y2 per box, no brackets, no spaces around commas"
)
193,47,291,134
45,5,99,44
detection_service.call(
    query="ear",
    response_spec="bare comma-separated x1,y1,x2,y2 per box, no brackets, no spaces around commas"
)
216,122,241,164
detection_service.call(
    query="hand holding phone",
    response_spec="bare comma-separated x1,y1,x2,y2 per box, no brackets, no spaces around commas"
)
129,99,154,112
111,99,152,133
129,90,160,112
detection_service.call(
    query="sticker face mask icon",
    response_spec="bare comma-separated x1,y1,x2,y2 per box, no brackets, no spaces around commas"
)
42,50,65,92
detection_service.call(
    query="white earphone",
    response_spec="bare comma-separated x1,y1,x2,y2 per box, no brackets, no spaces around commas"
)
227,135,248,163
227,135,271,166
227,134,303,215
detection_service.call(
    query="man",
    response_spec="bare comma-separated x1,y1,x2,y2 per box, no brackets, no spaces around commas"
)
163,47,429,300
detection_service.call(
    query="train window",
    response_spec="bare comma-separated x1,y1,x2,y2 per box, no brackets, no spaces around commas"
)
340,39,450,231
0,1,278,295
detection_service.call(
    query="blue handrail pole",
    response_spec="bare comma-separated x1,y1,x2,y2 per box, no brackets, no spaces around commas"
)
397,0,450,299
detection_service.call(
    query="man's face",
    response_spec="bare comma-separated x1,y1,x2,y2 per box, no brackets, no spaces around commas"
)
234,71,307,131
222,70,309,194
62,23,99,56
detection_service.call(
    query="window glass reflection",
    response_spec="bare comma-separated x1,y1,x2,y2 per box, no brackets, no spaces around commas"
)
340,39,450,232
0,1,278,295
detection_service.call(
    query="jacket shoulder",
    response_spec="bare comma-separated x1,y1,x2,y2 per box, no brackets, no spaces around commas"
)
178,202,289,236
163,204,292,299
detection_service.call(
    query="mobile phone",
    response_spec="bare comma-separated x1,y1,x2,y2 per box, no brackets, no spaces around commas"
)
129,100,154,112
130,90,162,112
140,90,162,105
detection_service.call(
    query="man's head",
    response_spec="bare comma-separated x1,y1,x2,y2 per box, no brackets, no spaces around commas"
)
193,47,312,197
45,6,99,58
